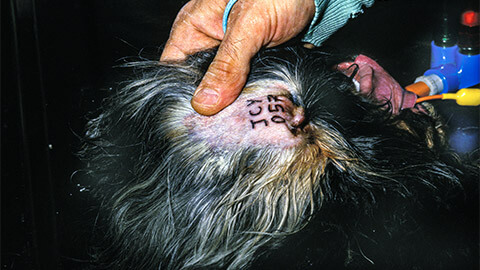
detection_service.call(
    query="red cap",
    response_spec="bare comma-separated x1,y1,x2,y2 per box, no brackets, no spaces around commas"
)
462,11,479,27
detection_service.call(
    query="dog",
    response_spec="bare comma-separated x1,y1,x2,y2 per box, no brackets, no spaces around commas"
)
80,46,478,269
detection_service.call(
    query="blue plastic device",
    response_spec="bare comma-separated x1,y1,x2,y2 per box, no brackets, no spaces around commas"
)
427,41,480,93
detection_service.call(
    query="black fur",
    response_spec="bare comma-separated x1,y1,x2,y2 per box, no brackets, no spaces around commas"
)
80,46,479,269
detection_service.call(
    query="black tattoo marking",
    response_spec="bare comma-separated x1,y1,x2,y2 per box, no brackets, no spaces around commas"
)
268,104,285,112
267,95,280,102
250,119,268,129
271,116,286,123
249,106,262,116
246,99,262,107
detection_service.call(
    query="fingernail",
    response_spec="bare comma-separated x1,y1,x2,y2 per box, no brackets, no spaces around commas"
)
193,88,219,106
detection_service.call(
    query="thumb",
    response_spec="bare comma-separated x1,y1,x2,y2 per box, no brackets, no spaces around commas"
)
191,31,262,115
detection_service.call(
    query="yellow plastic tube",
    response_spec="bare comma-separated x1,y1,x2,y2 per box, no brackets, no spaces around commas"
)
416,88,480,106
442,88,480,106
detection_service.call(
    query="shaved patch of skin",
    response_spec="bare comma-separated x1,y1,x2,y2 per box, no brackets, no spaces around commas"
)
184,82,306,148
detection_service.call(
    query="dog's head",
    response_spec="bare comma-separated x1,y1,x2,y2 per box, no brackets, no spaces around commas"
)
82,47,456,269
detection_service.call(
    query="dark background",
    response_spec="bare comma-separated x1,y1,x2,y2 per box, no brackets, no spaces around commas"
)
2,0,478,269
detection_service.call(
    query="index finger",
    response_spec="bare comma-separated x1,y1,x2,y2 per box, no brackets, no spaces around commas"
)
160,1,226,62
160,23,222,62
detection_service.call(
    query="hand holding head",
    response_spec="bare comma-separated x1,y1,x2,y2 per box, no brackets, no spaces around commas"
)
161,0,315,115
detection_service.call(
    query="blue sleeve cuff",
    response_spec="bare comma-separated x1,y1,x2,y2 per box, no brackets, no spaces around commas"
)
302,0,375,46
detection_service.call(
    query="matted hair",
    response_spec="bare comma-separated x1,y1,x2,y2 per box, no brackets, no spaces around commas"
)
80,47,478,270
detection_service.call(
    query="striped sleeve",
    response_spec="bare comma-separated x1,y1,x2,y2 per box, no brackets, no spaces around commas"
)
302,0,375,46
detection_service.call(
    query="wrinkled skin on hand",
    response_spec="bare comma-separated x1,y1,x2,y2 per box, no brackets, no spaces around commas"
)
161,0,315,115
337,55,417,114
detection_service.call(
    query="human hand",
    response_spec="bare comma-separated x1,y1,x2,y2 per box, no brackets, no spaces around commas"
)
161,0,315,115
337,55,417,114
